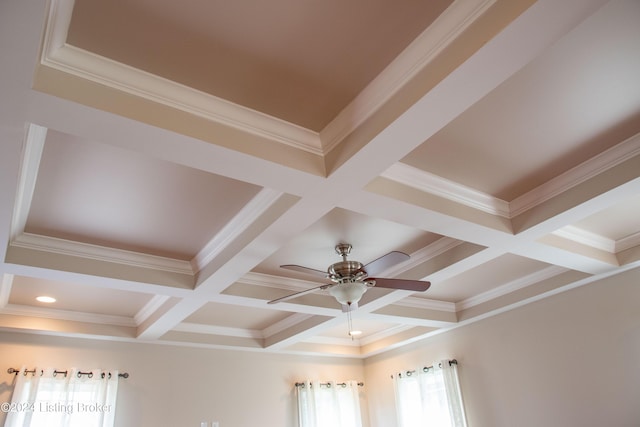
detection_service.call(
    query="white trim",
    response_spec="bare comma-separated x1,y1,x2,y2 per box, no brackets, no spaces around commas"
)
134,295,171,326
0,275,14,308
0,304,136,327
42,0,322,155
11,233,194,275
456,265,568,310
240,272,324,292
358,324,421,347
381,132,640,220
11,123,47,241
381,163,511,217
405,238,465,271
41,0,495,158
510,131,640,216
262,313,315,338
191,188,284,272
617,231,640,253
552,225,616,253
299,335,361,347
321,0,497,151
173,322,264,339
394,296,457,312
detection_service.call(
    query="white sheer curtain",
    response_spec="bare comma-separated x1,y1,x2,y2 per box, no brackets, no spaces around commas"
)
393,360,467,427
296,380,363,427
5,367,119,427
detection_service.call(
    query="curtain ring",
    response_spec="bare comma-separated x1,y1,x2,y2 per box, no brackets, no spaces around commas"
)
406,370,412,376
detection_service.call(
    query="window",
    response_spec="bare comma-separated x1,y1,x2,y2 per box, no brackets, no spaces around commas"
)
5,367,119,427
393,360,467,427
296,380,363,427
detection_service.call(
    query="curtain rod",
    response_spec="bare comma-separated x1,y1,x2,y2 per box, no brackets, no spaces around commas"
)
7,367,129,379
391,359,458,379
295,381,364,388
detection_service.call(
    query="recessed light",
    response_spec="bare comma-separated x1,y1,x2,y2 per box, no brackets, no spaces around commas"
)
349,330,362,336
36,296,56,303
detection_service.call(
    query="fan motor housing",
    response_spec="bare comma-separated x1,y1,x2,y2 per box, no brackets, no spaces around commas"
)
328,261,367,282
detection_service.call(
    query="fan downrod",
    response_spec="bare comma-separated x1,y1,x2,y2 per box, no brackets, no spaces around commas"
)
335,243,352,259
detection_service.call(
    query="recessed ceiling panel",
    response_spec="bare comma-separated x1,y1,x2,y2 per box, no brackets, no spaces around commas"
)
26,130,261,260
67,0,453,130
8,275,152,317
253,208,441,278
402,1,640,201
184,302,291,330
423,254,553,302
572,194,640,241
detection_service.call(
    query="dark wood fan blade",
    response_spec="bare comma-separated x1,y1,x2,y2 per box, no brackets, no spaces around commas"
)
267,284,332,304
280,264,327,278
364,251,409,276
369,277,431,292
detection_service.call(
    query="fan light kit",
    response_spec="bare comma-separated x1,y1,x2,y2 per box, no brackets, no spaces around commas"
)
268,243,431,336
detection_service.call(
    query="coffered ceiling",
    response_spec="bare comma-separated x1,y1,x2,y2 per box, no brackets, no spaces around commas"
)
1,0,639,358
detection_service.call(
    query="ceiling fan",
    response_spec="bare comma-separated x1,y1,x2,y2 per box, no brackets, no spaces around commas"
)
267,243,431,309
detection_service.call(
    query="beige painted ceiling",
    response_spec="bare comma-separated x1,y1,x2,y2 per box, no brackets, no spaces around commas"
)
1,0,639,358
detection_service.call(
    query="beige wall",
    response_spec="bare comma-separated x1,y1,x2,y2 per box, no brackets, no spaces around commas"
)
364,267,640,427
0,333,367,427
2,267,639,427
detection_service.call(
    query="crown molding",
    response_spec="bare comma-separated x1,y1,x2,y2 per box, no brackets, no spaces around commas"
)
41,0,322,155
134,295,171,326
11,233,194,275
262,313,315,339
382,131,640,222
456,265,568,311
191,188,284,273
0,274,14,308
320,0,497,151
11,123,47,242
394,296,456,312
510,131,640,216
552,225,616,253
41,0,495,159
617,231,640,253
298,334,362,347
240,272,324,293
0,304,136,328
358,324,420,347
381,163,511,217
173,322,264,339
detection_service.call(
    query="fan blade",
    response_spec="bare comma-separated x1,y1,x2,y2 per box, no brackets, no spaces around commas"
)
280,264,327,278
267,284,333,304
369,277,431,292
364,251,409,276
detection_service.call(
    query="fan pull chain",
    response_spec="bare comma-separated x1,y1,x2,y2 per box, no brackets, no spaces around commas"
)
347,303,354,340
